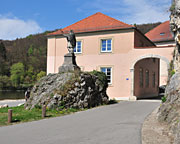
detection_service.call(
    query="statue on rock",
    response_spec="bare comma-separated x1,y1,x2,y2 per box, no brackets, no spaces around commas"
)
62,30,76,53
58,30,80,73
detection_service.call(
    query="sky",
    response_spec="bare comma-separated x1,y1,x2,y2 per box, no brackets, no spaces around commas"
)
0,0,171,40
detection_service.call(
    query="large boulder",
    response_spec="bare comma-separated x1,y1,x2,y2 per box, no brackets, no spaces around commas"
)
24,71,109,110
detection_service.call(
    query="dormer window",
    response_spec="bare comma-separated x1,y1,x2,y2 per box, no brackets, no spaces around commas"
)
160,32,165,36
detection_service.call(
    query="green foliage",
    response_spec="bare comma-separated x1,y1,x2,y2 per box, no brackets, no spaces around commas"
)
170,69,175,77
161,96,167,103
108,99,118,105
10,62,25,88
88,70,108,88
170,3,175,12
169,60,175,78
34,104,42,109
36,71,46,81
56,72,81,97
0,105,80,126
26,34,33,39
0,32,48,90
0,42,6,60
0,75,11,89
28,46,33,56
0,61,9,75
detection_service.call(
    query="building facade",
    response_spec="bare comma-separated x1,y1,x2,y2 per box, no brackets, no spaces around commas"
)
47,12,174,100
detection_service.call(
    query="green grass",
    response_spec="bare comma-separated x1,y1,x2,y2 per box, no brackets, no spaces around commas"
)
0,105,80,126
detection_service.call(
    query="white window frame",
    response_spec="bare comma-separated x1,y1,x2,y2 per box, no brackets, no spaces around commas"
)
101,39,112,53
100,67,112,84
74,41,82,54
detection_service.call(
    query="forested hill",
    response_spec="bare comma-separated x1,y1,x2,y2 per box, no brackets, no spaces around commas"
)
0,23,161,90
136,22,161,34
0,31,53,90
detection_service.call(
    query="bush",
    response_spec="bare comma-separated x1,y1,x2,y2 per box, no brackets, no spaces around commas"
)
36,71,46,81
88,70,108,89
161,96,167,103
108,99,118,104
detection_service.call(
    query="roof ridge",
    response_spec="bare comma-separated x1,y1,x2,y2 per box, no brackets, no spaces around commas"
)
63,12,133,31
48,12,134,36
63,12,101,31
99,12,133,27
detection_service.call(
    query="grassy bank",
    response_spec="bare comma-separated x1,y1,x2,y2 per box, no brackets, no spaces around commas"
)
0,105,80,126
0,99,118,127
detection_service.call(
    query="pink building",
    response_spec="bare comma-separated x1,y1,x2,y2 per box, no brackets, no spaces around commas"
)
47,12,174,100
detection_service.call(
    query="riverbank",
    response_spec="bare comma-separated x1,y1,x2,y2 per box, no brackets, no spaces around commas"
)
0,91,25,100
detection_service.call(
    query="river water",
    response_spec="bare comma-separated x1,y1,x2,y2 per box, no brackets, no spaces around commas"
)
0,91,25,100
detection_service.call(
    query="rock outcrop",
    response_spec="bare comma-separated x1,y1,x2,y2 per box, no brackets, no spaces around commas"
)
24,71,109,110
158,1,180,143
158,73,180,142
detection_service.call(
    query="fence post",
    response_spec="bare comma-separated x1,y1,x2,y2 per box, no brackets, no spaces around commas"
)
42,105,46,118
8,109,13,123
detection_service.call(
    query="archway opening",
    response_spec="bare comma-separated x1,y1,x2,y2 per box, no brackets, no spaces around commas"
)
134,58,160,99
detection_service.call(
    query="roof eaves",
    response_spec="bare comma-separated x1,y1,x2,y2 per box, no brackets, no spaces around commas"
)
46,27,135,37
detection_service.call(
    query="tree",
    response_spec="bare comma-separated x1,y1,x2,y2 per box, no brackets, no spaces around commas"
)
0,75,11,89
0,42,8,75
0,42,6,60
10,62,25,88
36,71,46,81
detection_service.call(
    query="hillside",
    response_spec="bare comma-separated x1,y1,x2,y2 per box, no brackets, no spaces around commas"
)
136,22,161,34
0,31,52,90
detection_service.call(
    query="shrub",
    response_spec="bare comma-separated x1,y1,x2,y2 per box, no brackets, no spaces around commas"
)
161,96,167,103
88,70,108,89
36,71,46,81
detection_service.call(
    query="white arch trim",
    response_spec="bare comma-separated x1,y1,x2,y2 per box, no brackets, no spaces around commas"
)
129,54,170,101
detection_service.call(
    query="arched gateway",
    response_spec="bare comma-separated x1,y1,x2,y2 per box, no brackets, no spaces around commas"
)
130,54,170,100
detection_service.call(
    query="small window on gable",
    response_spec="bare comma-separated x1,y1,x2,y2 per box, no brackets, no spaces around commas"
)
101,39,112,52
160,32,165,36
74,41,82,53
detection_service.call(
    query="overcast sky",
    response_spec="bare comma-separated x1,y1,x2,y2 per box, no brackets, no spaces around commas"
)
0,0,171,40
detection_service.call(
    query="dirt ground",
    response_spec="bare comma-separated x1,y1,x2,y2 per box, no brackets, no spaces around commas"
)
142,107,174,144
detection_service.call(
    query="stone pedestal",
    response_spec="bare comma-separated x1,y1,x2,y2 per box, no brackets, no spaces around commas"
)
59,53,80,73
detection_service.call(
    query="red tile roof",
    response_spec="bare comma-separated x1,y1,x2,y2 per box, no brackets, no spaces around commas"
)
48,12,134,36
145,21,174,42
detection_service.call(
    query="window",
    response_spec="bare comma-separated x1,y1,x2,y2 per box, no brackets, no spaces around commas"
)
152,72,155,88
160,32,165,36
74,41,82,53
101,39,112,52
145,70,149,88
101,67,112,84
139,68,143,88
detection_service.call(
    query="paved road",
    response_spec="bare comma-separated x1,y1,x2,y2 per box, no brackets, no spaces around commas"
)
0,101,160,144
0,99,25,107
